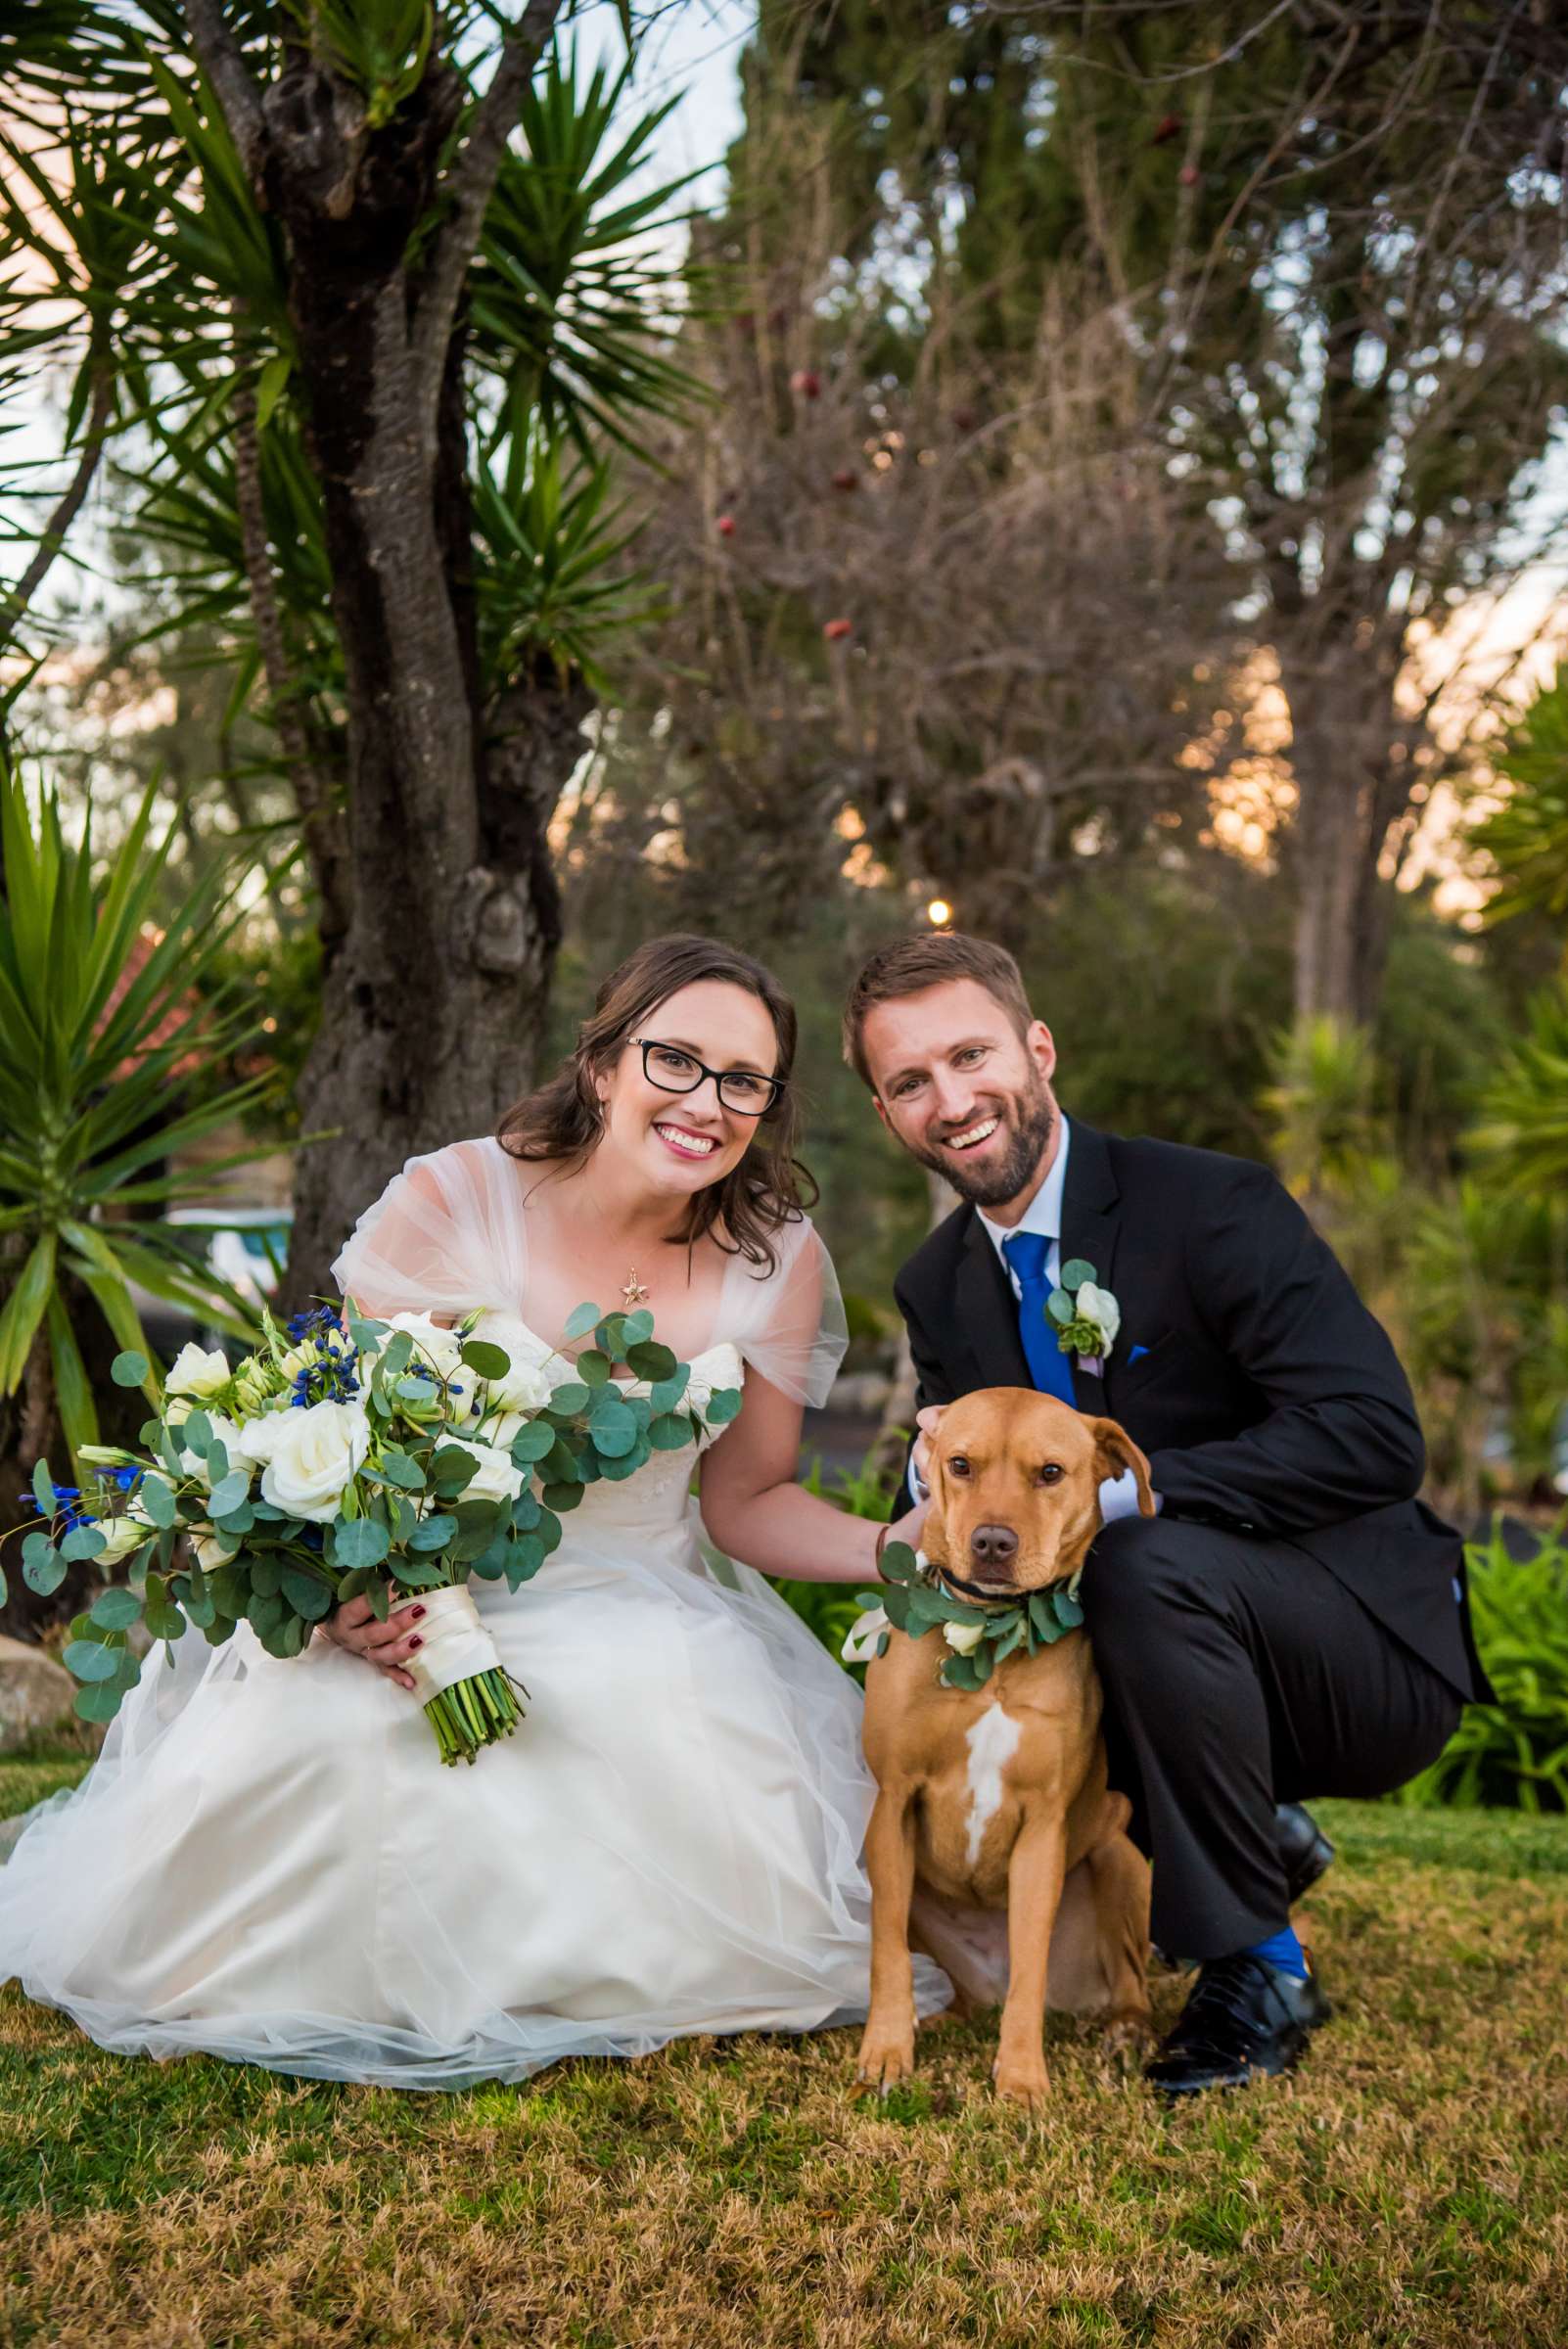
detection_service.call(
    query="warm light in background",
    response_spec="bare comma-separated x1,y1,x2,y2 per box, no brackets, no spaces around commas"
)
926,898,952,927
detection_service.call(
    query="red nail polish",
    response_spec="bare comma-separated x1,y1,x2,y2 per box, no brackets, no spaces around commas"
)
408,1635,423,1650
412,1607,427,1621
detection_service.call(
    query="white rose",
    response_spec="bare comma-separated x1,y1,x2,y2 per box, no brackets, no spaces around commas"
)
374,1313,467,1386
96,1512,154,1563
166,1343,232,1402
484,1356,554,1415
439,1436,525,1506
1075,1282,1121,1347
257,1399,372,1522
190,1529,238,1573
479,1409,529,1452
178,1411,269,1488
943,1619,987,1656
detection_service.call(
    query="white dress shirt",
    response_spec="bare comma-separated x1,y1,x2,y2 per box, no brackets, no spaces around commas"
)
909,1117,1150,1523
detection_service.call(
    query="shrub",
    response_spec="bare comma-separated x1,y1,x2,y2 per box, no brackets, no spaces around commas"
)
777,1446,904,1669
1400,1521,1568,1812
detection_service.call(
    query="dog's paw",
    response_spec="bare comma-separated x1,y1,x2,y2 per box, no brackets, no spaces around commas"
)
854,2021,916,2094
992,2050,1050,2110
1102,2005,1155,2055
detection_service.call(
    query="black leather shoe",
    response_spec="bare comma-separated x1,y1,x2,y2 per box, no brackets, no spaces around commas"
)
1145,1952,1331,2098
1275,1801,1335,1906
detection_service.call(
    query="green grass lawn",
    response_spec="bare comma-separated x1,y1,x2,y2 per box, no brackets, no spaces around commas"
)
2,1752,1564,2348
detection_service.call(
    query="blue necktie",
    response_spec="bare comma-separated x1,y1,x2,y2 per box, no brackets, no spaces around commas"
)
1002,1230,1077,1405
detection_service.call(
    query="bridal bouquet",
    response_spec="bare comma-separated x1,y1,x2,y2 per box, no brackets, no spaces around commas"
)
16,1301,739,1766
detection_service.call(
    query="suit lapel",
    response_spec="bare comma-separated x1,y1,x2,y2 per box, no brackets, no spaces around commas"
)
1059,1120,1123,1412
956,1210,1033,1388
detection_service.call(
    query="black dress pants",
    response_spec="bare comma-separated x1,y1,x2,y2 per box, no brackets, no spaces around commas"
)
1080,1513,1463,1960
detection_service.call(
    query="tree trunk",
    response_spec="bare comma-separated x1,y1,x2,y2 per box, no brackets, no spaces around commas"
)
1284,655,1409,1031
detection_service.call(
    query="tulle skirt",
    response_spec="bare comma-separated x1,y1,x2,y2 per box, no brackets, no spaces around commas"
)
0,1508,947,2088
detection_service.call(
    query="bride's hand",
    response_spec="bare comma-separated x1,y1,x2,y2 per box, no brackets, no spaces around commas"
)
321,1594,424,1691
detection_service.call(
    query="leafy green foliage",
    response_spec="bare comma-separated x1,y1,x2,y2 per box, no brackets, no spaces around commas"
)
0,750,274,1467
1400,1526,1568,1813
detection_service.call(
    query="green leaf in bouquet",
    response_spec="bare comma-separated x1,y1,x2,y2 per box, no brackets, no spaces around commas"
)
203,1438,230,1481
878,1586,915,1633
140,1474,177,1529
390,1556,445,1589
596,1438,649,1482
214,1500,254,1537
576,1451,602,1484
878,1541,920,1586
143,1574,184,1641
469,1531,510,1580
390,1495,420,1544
367,1450,426,1490
1050,1588,1084,1632
1059,1259,1096,1291
247,1589,286,1638
208,1469,252,1518
704,1389,742,1425
334,1516,391,1570
625,1339,676,1382
537,1510,563,1557
64,1638,122,1682
993,1617,1030,1663
649,1366,690,1413
31,1460,56,1514
541,1480,583,1513
510,1422,558,1464
379,1332,415,1379
181,1563,216,1628
60,1522,107,1561
545,1379,590,1415
408,1512,458,1551
564,1301,602,1341
459,1339,513,1381
588,1399,637,1457
75,1681,126,1725
281,1567,334,1621
157,1425,186,1480
509,1531,546,1582
202,1616,239,1648
111,1351,150,1389
512,1491,542,1531
183,1409,212,1452
336,1566,369,1603
250,1500,288,1521
648,1412,691,1451
22,1533,66,1594
244,1553,280,1596
623,1310,655,1347
1027,1590,1073,1644
367,1384,393,1419
575,1350,613,1388
347,1313,389,1354
204,1564,246,1621
89,1588,143,1632
595,1314,629,1360
940,1652,985,1691
429,1445,480,1497
542,1438,582,1485
367,1581,391,1621
1046,1289,1075,1327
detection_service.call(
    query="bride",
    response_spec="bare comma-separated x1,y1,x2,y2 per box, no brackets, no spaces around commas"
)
0,934,951,2087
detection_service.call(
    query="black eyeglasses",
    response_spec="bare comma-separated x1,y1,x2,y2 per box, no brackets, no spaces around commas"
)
630,1037,784,1117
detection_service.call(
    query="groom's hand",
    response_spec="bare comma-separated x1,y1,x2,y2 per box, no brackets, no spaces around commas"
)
321,1595,424,1690
910,1405,945,1499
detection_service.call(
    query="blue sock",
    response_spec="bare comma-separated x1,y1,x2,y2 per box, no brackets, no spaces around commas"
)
1243,1923,1308,1979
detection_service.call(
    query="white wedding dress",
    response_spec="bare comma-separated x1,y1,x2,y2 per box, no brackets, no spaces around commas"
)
0,1138,946,2088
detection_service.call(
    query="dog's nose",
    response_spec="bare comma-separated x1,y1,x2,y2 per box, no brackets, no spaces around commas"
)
969,1523,1019,1574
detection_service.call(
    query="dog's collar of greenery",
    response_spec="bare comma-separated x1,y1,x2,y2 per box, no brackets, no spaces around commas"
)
861,1539,1086,1691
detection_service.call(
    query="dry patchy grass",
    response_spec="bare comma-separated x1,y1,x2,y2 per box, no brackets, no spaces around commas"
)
0,1760,1564,2349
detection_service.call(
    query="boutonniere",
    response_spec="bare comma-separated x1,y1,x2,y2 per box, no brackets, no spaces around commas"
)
1046,1258,1121,1375
844,1542,1085,1691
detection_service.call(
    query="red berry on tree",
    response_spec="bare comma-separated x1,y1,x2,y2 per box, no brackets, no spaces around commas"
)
1179,162,1201,188
716,514,736,536
831,468,858,492
1151,113,1183,145
791,369,822,399
823,618,853,642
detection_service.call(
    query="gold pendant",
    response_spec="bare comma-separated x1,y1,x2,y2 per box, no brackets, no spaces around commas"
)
621,1268,650,1310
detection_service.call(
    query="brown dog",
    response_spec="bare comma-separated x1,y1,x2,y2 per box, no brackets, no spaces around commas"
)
855,1388,1155,2107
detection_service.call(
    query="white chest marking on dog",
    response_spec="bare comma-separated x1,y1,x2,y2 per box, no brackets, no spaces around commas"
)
964,1704,1022,1868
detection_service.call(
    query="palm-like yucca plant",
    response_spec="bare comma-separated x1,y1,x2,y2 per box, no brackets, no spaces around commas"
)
1473,666,1568,942
0,755,276,1467
1470,980,1568,1195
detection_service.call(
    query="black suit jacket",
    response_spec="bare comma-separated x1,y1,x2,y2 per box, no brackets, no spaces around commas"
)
894,1120,1491,1704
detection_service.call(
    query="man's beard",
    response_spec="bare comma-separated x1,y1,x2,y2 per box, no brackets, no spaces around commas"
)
905,1079,1057,1208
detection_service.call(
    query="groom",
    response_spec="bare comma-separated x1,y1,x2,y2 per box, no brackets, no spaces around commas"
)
845,932,1491,2097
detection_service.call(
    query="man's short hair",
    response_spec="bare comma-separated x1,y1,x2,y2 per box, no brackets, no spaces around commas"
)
842,932,1034,1089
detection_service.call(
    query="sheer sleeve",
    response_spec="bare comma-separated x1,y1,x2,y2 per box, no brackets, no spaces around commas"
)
724,1216,849,1409
329,1137,526,1322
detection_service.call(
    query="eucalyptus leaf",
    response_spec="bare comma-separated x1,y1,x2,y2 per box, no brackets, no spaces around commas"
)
545,1379,590,1414
64,1638,121,1682
704,1389,742,1425
541,1481,583,1513
647,1412,690,1451
110,1351,150,1388
576,1350,613,1388
31,1460,55,1514
89,1587,143,1631
563,1301,602,1340
208,1469,252,1517
60,1521,107,1562
21,1533,66,1595
409,1512,458,1551
649,1368,689,1413
139,1474,177,1528
281,1567,334,1621
74,1681,124,1724
334,1516,391,1569
510,1422,558,1463
623,1310,654,1345
1059,1259,1096,1290
625,1340,676,1381
1046,1290,1075,1326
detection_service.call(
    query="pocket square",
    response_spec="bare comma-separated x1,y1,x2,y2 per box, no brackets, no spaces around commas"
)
1129,1343,1150,1364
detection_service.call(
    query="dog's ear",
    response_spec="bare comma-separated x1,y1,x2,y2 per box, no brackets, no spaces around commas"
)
1091,1418,1155,1518
916,1448,949,1566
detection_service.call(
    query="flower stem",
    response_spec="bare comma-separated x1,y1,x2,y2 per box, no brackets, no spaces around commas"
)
424,1666,524,1766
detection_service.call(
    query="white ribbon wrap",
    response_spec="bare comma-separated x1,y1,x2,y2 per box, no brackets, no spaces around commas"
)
391,1585,502,1705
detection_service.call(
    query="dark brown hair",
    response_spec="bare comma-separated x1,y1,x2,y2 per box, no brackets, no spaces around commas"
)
842,932,1034,1089
497,935,816,1273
